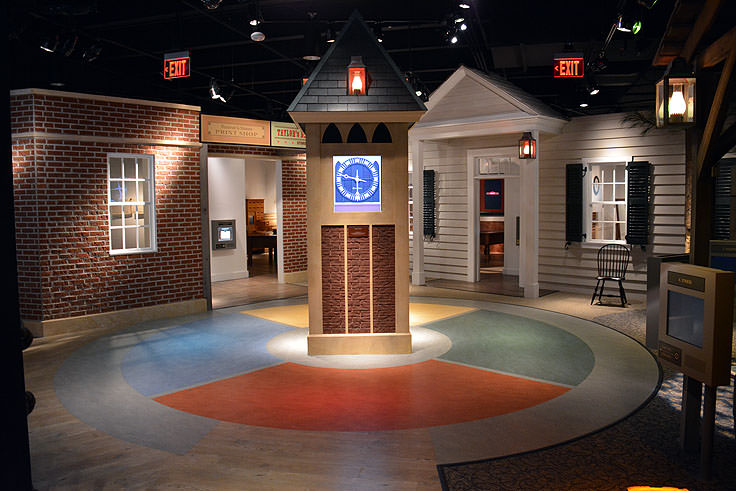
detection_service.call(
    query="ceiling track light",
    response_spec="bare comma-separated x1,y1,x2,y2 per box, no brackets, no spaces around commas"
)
40,36,59,53
373,22,384,43
82,44,102,62
458,2,471,8
201,0,223,9
209,78,228,103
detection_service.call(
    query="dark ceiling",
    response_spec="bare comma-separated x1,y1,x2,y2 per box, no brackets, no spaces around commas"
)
8,0,730,122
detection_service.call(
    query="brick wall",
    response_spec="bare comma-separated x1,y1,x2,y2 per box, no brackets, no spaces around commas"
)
321,226,345,334
207,144,307,276
11,90,204,323
346,226,370,333
372,225,395,333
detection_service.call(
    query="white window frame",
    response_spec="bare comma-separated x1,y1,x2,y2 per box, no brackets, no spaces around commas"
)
107,153,157,255
582,158,629,245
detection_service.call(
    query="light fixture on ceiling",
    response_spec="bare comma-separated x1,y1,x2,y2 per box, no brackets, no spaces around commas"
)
202,0,223,9
83,44,102,62
616,14,631,32
209,78,227,103
302,12,321,60
251,27,266,42
248,1,263,26
444,24,459,45
373,22,384,43
326,24,337,43
458,2,471,8
249,1,265,41
40,36,59,53
579,102,589,108
61,35,78,57
588,78,600,95
405,72,429,102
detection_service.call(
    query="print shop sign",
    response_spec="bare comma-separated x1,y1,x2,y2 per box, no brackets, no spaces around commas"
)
200,114,270,146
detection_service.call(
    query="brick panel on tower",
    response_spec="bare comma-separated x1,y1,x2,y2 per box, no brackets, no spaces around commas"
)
321,226,345,334
347,226,371,333
372,225,395,333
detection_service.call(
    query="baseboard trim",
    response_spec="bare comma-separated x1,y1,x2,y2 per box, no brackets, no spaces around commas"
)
23,298,208,338
283,270,307,285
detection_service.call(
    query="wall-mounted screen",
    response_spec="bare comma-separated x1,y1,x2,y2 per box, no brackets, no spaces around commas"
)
218,226,233,242
333,155,382,213
666,290,704,348
212,220,236,250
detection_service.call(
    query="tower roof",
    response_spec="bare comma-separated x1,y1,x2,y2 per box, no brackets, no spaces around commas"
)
288,10,426,123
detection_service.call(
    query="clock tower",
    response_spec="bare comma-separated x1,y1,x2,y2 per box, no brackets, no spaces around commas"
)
288,11,426,355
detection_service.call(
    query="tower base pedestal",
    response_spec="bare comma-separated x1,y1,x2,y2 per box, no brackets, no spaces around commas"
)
307,332,412,355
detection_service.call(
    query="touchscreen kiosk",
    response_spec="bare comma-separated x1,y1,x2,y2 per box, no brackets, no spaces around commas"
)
658,263,733,386
211,220,236,250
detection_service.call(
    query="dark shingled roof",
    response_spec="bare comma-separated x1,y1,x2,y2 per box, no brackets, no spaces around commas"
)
287,10,427,114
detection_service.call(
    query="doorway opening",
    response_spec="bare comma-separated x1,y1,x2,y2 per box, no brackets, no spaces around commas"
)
473,152,523,296
208,156,305,309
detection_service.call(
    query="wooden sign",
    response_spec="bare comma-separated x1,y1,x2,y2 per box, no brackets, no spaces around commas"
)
200,114,270,146
271,121,306,148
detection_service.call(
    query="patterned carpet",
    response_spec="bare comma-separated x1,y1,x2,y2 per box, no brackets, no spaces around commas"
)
439,309,736,491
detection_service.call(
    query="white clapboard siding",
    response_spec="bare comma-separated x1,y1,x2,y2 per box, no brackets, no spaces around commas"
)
411,138,470,281
539,113,686,300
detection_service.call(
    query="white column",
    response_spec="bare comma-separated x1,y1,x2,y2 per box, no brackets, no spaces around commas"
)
411,139,426,285
519,130,539,298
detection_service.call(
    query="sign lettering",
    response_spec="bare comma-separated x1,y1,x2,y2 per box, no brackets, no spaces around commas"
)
553,57,584,78
163,52,191,80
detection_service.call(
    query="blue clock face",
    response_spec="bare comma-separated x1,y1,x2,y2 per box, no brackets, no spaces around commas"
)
333,156,382,212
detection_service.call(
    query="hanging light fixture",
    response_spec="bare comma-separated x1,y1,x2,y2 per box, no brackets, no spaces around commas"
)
209,78,227,103
39,35,59,53
518,132,537,159
655,57,696,127
373,22,384,43
458,2,471,8
347,56,367,95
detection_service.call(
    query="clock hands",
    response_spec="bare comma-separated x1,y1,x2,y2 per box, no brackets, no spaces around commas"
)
337,170,367,195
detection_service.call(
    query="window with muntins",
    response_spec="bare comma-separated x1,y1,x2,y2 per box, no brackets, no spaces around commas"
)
586,162,627,242
107,154,156,254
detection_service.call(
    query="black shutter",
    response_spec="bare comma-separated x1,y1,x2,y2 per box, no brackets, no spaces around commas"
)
626,161,651,246
712,161,733,240
565,164,583,243
423,169,436,239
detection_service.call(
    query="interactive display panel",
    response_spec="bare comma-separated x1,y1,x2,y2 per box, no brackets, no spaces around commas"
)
658,263,734,386
211,220,236,250
333,155,382,213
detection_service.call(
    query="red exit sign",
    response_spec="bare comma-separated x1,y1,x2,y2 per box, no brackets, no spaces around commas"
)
553,56,584,78
164,51,190,80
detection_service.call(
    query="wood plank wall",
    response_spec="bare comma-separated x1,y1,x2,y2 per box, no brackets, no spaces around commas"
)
539,113,686,300
409,134,517,281
409,113,687,301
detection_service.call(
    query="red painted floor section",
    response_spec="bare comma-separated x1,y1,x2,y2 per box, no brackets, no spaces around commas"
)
154,360,569,431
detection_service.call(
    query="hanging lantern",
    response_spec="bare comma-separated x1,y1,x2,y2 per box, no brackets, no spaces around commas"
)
655,57,696,128
347,56,367,95
518,132,536,159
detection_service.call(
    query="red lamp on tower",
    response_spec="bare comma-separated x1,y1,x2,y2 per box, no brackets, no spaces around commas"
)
519,132,536,159
348,56,367,95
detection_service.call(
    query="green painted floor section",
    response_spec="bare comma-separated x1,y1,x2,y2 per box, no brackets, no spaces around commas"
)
432,310,595,386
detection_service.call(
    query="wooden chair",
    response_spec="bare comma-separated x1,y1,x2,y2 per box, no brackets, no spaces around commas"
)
591,244,631,306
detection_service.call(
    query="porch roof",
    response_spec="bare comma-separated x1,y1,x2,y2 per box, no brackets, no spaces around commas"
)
410,65,568,140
